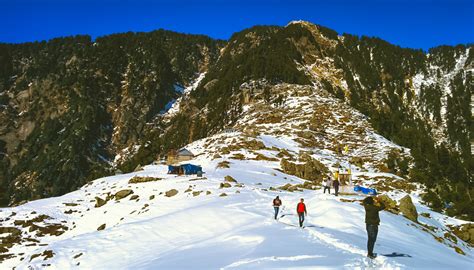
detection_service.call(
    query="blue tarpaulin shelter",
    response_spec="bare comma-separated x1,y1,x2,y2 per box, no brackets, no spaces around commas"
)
354,185,377,195
168,164,203,175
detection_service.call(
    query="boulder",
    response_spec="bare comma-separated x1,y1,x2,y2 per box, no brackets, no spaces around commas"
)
97,224,106,231
129,195,139,201
220,182,232,189
224,175,237,183
377,195,398,214
399,195,418,222
115,189,134,200
95,197,106,208
165,189,178,197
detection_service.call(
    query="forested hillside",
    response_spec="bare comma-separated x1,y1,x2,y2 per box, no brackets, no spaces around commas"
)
0,22,471,219
0,30,223,205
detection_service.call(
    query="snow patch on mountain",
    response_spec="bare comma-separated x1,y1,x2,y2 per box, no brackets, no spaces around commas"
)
163,72,206,122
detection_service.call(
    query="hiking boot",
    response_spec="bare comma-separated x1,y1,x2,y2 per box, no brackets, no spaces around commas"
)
367,253,377,259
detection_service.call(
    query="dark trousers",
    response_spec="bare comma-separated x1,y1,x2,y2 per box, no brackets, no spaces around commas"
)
298,212,305,227
334,186,339,196
274,207,279,219
366,224,379,256
323,186,331,194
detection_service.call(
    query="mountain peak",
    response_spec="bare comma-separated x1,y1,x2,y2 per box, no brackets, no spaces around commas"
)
286,20,314,27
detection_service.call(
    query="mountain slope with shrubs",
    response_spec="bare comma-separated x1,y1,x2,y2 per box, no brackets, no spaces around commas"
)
0,21,471,220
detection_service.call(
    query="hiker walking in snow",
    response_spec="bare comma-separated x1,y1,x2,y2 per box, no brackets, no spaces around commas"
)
273,196,282,220
323,177,332,194
333,178,340,196
296,198,307,227
363,196,385,259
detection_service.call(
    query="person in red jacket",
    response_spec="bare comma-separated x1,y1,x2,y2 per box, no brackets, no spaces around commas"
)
296,198,307,227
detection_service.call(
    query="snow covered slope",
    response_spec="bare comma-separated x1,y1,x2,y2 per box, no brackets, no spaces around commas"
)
1,85,473,268
1,153,472,269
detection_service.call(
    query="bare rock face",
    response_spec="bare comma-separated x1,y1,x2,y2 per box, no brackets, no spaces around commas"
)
114,189,134,200
399,195,418,222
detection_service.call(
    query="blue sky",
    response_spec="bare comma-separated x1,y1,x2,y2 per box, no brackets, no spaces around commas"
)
1,0,473,50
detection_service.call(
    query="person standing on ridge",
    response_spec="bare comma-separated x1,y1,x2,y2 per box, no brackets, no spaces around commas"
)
323,177,332,194
296,198,307,227
273,196,282,220
363,196,385,259
333,178,340,196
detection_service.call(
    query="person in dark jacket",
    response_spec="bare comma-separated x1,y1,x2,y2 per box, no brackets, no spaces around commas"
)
296,198,307,227
273,196,282,220
363,196,385,259
333,179,340,196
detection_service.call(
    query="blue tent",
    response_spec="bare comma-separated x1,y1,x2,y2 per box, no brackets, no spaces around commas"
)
168,164,203,175
354,185,377,195
181,164,202,175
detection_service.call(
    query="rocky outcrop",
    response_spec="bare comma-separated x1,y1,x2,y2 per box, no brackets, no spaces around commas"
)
128,176,162,184
451,223,474,246
280,154,328,181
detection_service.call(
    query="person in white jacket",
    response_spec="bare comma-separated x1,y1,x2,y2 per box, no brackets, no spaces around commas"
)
323,177,332,194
